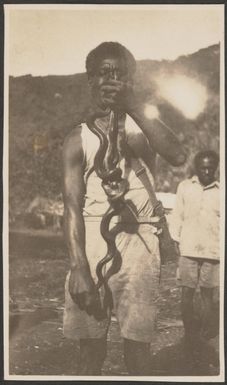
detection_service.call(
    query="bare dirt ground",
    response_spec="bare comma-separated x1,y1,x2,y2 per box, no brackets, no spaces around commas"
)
8,229,220,377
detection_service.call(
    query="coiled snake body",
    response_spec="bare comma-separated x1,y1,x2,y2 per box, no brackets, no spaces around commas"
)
87,111,128,316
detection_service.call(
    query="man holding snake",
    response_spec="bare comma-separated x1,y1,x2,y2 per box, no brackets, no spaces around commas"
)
63,42,186,375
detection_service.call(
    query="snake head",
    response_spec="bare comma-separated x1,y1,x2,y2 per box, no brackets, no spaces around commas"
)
102,179,128,203
102,168,122,184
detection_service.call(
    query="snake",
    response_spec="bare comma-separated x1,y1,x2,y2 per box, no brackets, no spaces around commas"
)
86,111,128,317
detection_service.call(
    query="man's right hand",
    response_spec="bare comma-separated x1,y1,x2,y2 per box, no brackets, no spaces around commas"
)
68,266,105,320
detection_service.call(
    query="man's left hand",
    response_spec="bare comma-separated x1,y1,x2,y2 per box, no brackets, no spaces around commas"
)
100,79,137,112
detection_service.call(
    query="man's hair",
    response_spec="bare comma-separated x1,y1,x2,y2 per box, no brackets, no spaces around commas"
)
194,150,219,169
86,41,136,78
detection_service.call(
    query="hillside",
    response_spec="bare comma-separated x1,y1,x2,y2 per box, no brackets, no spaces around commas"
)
9,44,220,216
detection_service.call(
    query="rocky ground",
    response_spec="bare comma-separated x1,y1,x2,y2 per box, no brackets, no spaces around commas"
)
8,229,220,377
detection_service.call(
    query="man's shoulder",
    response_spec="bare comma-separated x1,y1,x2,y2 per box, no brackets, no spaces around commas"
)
125,114,150,148
64,122,89,147
63,122,99,164
63,124,85,160
64,123,81,138
125,114,141,135
178,177,194,188
176,177,196,196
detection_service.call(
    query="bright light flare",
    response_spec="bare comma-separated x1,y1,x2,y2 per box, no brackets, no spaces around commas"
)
144,104,160,120
156,75,208,120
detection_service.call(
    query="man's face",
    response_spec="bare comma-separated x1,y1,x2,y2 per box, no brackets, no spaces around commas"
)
89,56,130,109
196,157,217,186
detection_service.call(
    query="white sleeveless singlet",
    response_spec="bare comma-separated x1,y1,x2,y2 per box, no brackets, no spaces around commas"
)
81,114,155,219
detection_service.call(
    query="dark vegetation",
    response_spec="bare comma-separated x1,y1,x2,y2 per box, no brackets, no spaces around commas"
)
9,44,220,217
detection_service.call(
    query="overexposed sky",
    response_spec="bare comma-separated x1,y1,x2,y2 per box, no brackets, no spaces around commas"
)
5,4,224,76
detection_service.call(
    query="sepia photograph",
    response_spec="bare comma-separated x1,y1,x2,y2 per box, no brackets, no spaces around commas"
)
3,3,225,381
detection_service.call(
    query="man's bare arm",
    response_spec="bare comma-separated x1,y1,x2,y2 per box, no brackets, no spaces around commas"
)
63,128,87,269
127,105,186,167
100,79,186,167
62,128,103,318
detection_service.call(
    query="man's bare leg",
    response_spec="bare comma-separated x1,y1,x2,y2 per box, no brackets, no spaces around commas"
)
181,286,197,346
78,337,107,375
123,338,151,375
200,287,215,339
